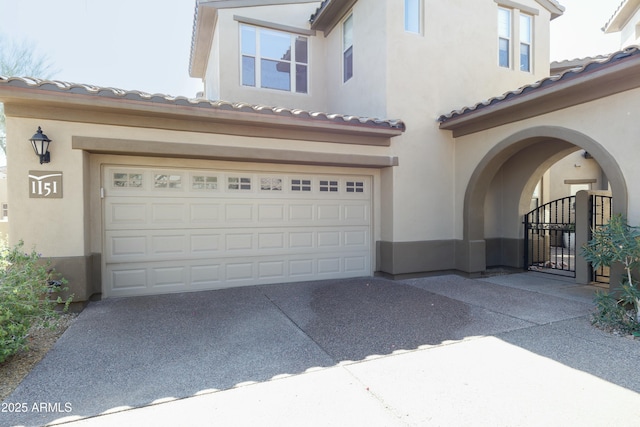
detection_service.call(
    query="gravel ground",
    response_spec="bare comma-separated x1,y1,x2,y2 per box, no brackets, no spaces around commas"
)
0,314,77,401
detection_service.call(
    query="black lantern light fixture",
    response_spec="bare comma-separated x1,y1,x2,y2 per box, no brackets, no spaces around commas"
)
29,126,52,164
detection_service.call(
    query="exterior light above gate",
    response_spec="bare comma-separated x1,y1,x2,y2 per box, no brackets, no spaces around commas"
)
29,126,52,164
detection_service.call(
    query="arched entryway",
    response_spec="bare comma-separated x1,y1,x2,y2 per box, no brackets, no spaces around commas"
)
459,126,628,286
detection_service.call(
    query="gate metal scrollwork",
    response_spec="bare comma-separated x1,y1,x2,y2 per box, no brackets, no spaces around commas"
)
523,196,576,277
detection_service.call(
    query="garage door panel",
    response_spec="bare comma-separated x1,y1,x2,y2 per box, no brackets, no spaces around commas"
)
289,232,313,249
225,233,254,251
226,262,254,281
345,230,367,246
191,264,222,288
318,258,341,274
151,234,187,256
225,204,254,222
189,204,221,223
111,235,147,257
289,204,314,221
104,167,372,297
258,233,285,249
111,268,147,291
318,231,341,248
317,204,340,220
191,233,222,253
108,203,147,225
153,266,187,288
258,204,285,221
345,256,367,272
151,203,187,223
289,259,314,277
258,261,286,279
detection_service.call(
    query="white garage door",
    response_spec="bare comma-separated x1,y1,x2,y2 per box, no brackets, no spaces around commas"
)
103,166,372,297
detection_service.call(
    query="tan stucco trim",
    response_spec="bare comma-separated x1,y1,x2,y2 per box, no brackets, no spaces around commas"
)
3,100,401,146
494,0,540,16
440,54,640,137
73,136,399,168
533,0,564,19
234,14,316,35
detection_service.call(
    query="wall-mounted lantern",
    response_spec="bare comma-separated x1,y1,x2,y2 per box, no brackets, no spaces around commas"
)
29,127,52,164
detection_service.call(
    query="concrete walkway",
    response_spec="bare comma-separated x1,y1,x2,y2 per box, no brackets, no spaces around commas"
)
3,273,640,426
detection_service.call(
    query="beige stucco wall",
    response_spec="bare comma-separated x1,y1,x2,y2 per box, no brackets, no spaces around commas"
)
379,0,554,243
6,117,88,257
546,150,606,203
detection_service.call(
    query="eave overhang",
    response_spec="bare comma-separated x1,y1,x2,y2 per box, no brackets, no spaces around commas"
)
535,0,565,20
438,47,640,138
309,0,357,34
189,1,218,79
603,0,640,33
0,77,404,146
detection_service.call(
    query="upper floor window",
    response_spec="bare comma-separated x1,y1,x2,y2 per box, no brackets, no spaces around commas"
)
498,7,511,68
520,14,532,72
241,24,308,93
405,0,422,34
343,14,354,82
498,6,533,72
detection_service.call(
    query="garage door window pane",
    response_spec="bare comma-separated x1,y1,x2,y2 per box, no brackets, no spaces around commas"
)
228,177,252,190
291,179,311,191
320,180,339,192
261,177,283,191
113,172,143,188
346,181,364,193
192,175,218,190
155,174,182,189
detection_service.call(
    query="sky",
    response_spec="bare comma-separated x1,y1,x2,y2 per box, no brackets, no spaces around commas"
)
0,0,627,97
549,0,622,61
0,0,203,97
0,0,625,168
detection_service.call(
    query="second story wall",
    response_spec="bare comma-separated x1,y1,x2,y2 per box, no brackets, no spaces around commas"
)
321,0,390,119
388,0,554,121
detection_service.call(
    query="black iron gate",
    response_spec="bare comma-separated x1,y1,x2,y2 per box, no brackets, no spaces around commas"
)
524,196,576,277
590,194,613,284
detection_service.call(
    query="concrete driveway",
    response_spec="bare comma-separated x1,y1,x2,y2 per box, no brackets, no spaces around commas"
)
3,273,640,426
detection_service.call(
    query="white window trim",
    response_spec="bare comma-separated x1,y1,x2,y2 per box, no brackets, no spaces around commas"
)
498,7,512,69
342,13,354,83
520,13,533,72
498,6,534,72
240,23,309,94
404,0,423,35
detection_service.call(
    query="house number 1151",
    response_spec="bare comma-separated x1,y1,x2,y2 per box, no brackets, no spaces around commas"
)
28,171,63,199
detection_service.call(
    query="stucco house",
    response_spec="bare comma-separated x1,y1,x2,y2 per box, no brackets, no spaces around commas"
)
0,0,638,302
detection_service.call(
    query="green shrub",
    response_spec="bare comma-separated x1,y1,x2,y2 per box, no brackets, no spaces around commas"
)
0,240,72,363
581,214,640,332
